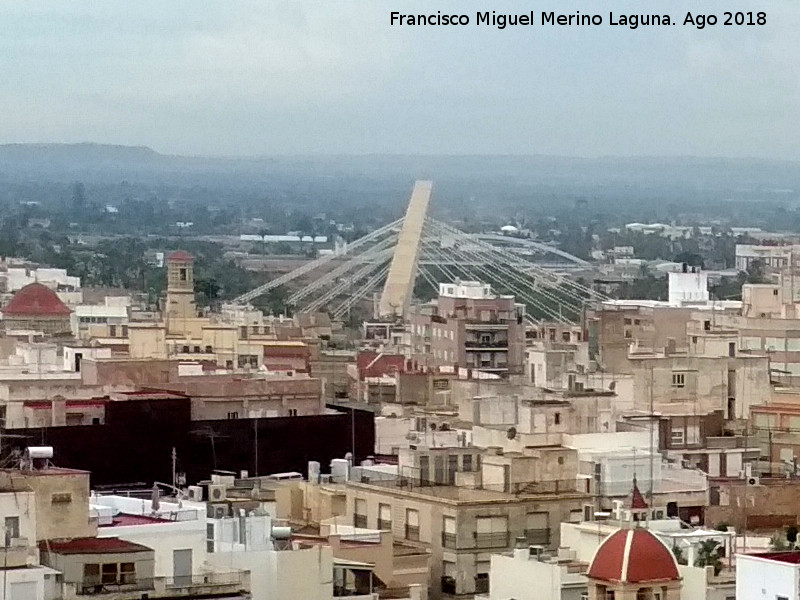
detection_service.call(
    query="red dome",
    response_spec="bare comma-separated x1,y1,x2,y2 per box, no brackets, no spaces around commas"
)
588,528,680,584
2,283,71,317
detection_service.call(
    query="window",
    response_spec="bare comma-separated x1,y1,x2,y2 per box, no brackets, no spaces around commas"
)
182,345,190,353
729,342,736,357
288,409,298,417
475,570,490,594
354,499,367,528
179,268,187,281
405,509,420,541
442,516,456,548
554,412,561,425
205,345,213,353
101,563,118,585
463,454,473,472
4,516,19,542
634,319,641,325
109,325,116,337
227,411,239,420
624,330,632,339
475,516,508,548
774,289,779,296
120,563,135,585
671,428,685,446
624,318,632,325
671,372,685,388
378,503,392,530
525,512,550,545
51,493,72,504
121,325,128,337
441,562,457,594
562,331,571,342
83,564,100,588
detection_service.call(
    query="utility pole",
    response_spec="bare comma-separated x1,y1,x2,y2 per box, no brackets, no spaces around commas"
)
171,447,177,491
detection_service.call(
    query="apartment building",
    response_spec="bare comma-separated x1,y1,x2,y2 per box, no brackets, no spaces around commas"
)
584,269,740,373
346,445,589,599
408,281,526,378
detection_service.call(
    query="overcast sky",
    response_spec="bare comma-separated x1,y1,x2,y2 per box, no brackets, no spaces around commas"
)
1,1,798,159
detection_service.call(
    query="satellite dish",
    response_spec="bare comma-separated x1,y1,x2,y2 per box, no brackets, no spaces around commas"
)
507,427,517,440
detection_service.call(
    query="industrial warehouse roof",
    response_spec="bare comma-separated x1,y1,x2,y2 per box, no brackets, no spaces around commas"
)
3,283,71,316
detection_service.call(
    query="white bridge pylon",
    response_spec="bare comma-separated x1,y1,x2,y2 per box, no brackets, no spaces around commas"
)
378,180,432,319
232,181,605,322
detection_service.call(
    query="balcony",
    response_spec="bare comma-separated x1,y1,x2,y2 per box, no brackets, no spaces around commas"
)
66,571,249,599
405,524,420,541
474,531,509,549
464,341,508,350
525,528,551,546
0,538,33,569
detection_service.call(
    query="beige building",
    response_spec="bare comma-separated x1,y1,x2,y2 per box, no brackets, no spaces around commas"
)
346,445,590,599
0,465,96,542
409,281,526,378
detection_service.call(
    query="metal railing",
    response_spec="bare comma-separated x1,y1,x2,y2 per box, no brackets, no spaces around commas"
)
72,571,247,596
405,524,420,541
525,528,550,546
474,532,509,549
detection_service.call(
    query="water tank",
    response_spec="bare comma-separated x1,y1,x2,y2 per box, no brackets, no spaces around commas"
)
270,526,292,540
26,447,54,460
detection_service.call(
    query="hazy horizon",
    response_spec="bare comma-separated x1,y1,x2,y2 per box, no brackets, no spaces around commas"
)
2,1,799,159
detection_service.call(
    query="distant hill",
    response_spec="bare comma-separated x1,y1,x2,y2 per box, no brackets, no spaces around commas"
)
0,143,798,219
0,142,161,162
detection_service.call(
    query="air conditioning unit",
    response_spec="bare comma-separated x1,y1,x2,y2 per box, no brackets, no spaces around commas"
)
208,484,227,502
187,485,203,502
207,503,229,519
747,476,761,486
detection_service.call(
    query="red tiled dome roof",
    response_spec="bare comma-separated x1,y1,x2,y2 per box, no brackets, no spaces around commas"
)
3,283,71,317
588,528,680,584
167,250,194,262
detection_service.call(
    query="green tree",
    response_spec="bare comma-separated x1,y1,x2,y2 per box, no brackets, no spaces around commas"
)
695,540,723,575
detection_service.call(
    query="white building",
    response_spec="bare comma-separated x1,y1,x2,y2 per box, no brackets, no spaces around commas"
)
668,268,710,307
735,243,799,272
3,267,80,293
736,551,800,600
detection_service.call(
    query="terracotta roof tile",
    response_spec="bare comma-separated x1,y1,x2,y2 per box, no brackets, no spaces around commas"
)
167,250,194,262
588,528,680,583
3,283,71,317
